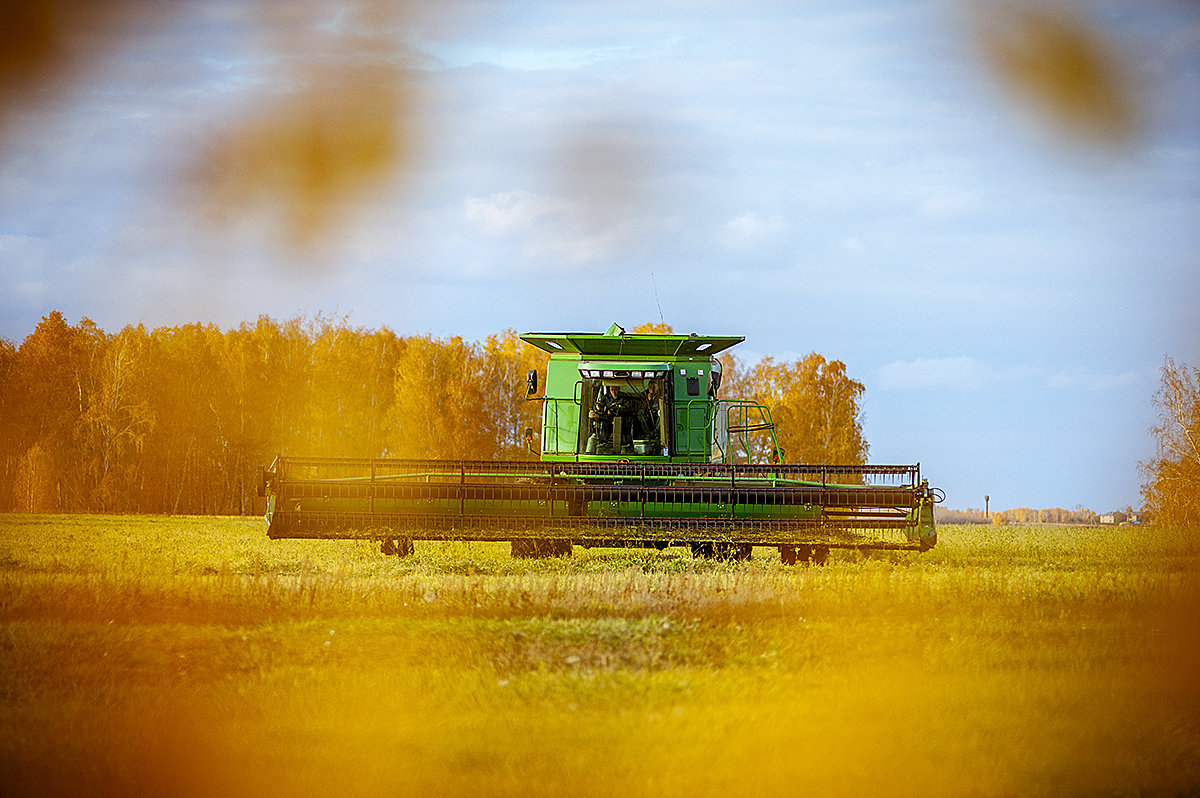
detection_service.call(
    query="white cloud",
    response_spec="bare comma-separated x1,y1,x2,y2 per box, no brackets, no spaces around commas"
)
434,43,639,72
877,356,1002,392
1045,367,1145,391
463,190,564,237
838,236,865,254
879,358,1149,394
718,212,786,248
462,189,664,264
918,189,979,219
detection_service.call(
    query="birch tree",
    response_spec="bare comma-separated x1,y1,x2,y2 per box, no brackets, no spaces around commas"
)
1142,356,1200,528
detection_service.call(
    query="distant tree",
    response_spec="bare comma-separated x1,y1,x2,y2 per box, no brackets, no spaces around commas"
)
631,322,675,335
481,330,549,459
0,337,20,510
1141,356,1200,529
81,324,155,511
934,507,990,524
388,331,546,461
304,316,402,458
10,312,103,510
714,351,867,465
141,322,230,513
389,335,487,460
937,504,1102,526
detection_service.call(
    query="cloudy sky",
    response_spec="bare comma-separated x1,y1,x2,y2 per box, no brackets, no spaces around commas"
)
2,0,1197,512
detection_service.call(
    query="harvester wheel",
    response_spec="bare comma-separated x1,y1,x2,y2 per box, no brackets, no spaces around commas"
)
511,539,572,559
381,538,413,558
691,542,751,561
726,543,753,562
781,545,829,566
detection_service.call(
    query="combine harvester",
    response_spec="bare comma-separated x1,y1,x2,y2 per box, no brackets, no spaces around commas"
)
260,324,940,563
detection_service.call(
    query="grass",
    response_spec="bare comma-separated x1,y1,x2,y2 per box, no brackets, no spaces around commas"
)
2,513,1199,796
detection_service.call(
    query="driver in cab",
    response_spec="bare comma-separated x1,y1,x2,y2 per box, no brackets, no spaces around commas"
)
588,385,631,453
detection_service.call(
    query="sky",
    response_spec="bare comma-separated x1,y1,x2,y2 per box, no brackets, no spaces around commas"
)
1,0,1198,513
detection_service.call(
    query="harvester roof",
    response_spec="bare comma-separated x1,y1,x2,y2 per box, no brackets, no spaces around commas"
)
520,325,744,358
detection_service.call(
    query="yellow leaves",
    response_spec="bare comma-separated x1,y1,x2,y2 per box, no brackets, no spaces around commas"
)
387,330,547,461
0,0,184,141
195,64,413,247
0,0,60,88
973,2,1139,147
2,0,1161,263
184,1,434,249
721,351,868,465
1142,357,1200,529
0,1,154,93
0,0,421,247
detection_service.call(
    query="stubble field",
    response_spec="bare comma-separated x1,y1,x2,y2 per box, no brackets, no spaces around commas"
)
1,513,1198,796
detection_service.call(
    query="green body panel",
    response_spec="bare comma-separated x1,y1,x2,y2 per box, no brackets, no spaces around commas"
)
540,358,584,457
276,496,824,522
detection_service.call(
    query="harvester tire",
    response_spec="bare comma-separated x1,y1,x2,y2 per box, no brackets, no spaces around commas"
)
726,543,753,562
691,542,751,561
781,545,829,566
511,539,572,559
381,538,413,558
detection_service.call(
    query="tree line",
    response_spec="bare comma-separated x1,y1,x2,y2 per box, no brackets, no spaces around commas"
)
0,314,869,515
0,312,548,514
936,506,1104,525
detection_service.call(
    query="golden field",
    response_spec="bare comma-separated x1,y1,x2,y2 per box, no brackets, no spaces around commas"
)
1,514,1198,796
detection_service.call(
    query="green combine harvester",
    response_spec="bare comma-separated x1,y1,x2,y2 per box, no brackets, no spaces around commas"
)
260,324,940,563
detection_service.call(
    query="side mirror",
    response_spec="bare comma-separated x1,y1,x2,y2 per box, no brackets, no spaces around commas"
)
710,371,722,396
525,369,538,399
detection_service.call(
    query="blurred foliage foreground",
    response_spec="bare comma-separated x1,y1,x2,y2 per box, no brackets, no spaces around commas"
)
1,514,1198,797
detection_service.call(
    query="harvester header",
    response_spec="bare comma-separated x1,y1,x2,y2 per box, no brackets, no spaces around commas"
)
260,324,939,563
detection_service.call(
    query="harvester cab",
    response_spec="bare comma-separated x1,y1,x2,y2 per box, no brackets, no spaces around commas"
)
259,324,940,561
520,324,765,465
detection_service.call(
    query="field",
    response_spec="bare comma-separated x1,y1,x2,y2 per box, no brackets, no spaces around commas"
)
2,515,1198,796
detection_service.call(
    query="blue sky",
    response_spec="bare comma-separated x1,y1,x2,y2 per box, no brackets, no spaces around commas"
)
1,0,1197,512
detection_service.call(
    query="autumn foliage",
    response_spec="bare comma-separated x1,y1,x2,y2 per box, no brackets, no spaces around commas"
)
0,313,869,514
1141,357,1200,529
634,322,868,466
0,312,546,514
718,352,868,466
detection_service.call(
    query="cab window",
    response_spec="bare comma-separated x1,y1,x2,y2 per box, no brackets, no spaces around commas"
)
579,375,669,456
